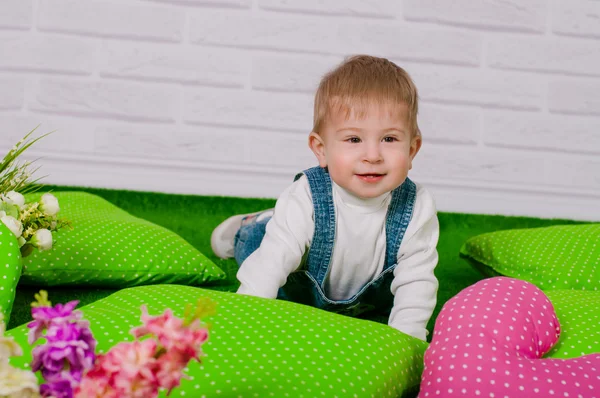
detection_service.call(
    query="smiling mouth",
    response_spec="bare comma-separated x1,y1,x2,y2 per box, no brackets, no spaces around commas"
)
356,174,385,182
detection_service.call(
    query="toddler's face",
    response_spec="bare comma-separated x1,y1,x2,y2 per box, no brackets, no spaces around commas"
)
309,102,420,199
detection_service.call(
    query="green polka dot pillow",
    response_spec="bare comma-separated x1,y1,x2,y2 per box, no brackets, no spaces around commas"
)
545,289,600,359
0,222,21,322
460,223,599,291
6,285,428,397
19,192,225,288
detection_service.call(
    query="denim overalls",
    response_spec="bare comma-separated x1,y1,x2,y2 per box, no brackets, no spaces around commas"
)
234,166,416,318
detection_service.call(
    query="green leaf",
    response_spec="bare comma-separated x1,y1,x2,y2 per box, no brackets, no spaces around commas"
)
0,202,19,218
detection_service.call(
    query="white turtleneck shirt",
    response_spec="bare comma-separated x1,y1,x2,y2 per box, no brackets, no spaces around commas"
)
236,175,439,341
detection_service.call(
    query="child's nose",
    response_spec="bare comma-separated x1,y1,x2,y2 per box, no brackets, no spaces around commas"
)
363,143,383,163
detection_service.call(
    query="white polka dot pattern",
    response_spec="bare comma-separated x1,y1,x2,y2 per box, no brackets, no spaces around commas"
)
546,290,600,359
19,192,225,288
7,285,429,397
461,224,599,291
419,277,600,398
0,223,22,322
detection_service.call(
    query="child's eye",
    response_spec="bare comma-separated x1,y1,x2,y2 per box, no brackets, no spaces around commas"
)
383,136,397,143
346,137,361,143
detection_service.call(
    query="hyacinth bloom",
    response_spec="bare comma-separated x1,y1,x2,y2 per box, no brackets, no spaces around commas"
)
75,302,212,398
76,340,160,398
28,294,96,398
131,306,209,361
25,291,213,398
31,322,96,379
39,377,74,398
28,300,81,344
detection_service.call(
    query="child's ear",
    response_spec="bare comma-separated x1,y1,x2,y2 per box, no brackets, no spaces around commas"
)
308,132,328,168
408,135,422,170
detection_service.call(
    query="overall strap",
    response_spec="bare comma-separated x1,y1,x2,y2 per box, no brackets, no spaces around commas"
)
384,177,417,270
294,167,335,287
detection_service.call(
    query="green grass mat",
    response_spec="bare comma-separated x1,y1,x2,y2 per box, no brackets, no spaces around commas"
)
7,185,583,332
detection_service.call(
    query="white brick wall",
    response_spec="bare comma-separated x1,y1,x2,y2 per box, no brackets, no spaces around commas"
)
0,1,599,221
403,0,548,33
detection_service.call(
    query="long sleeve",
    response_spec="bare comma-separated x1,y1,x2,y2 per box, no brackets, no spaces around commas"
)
236,176,314,299
388,185,439,341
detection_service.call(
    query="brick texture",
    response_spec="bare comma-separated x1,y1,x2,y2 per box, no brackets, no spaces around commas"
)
38,0,184,42
0,0,32,30
0,0,597,220
0,33,94,74
29,78,180,123
0,76,25,110
259,0,398,18
403,0,547,33
487,36,600,77
553,0,600,39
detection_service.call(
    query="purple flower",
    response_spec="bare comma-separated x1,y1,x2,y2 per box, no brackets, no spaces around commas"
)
32,322,96,378
40,377,75,398
28,301,81,344
28,295,99,397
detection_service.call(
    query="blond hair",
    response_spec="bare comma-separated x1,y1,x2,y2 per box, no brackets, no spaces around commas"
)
313,55,420,137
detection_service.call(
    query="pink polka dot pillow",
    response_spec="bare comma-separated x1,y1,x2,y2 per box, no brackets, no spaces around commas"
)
419,277,600,397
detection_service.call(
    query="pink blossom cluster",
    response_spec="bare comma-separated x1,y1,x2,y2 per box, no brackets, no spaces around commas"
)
74,305,209,398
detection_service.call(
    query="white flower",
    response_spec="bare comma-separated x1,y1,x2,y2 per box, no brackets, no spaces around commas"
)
0,211,5,218
39,193,59,216
0,335,22,364
0,362,40,397
0,314,23,364
0,216,23,238
4,192,24,208
30,229,52,251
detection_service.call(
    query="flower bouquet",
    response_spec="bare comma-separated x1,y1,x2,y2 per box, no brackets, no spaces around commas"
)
0,291,214,398
0,128,69,258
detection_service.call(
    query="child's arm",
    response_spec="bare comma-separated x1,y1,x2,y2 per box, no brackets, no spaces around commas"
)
236,176,314,298
388,185,439,341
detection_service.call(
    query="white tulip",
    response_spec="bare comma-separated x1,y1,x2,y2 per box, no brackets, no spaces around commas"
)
0,216,23,238
30,229,52,251
5,191,24,208
0,211,5,218
40,193,59,216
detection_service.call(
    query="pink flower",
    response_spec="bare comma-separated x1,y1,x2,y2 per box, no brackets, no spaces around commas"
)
131,307,182,349
154,351,187,393
113,374,158,398
101,340,158,383
74,367,117,398
76,340,161,398
131,306,208,360
76,302,212,398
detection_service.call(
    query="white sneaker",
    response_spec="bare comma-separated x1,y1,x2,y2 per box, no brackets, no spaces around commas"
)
210,210,273,259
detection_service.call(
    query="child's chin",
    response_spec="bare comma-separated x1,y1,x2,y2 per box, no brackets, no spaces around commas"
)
350,187,387,199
